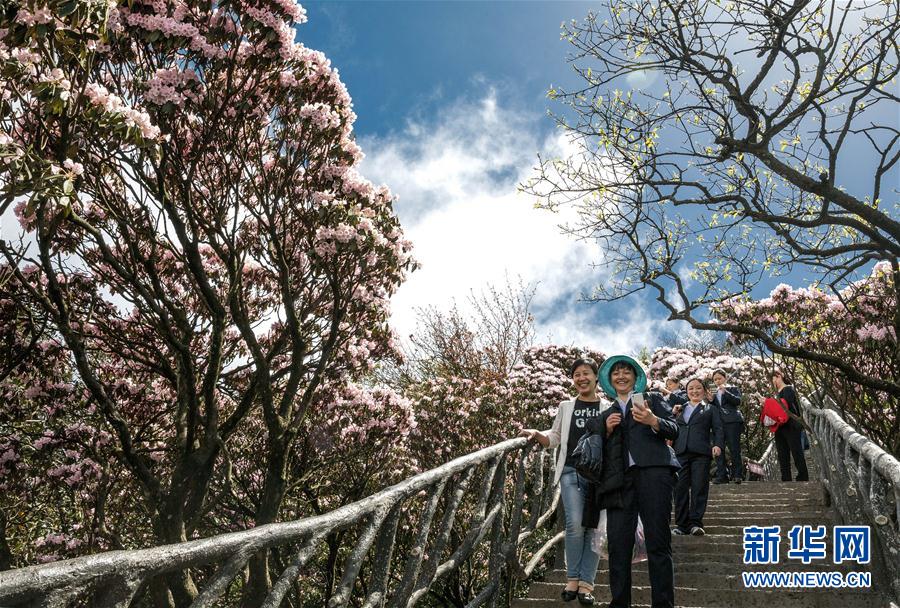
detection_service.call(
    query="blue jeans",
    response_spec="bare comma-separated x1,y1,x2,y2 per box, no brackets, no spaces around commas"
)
560,466,601,585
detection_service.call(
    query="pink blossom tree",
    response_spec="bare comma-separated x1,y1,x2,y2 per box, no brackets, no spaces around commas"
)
715,262,899,455
507,344,607,429
0,0,414,603
0,271,156,571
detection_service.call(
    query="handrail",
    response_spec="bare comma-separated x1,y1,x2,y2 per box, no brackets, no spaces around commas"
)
0,437,562,608
802,392,900,602
757,432,781,481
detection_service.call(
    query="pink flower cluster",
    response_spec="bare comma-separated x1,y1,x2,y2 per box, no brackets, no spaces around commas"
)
242,4,296,56
711,261,898,450
121,5,225,60
856,324,895,342
63,159,83,177
11,47,41,68
649,347,767,396
269,0,307,23
39,68,71,100
144,67,203,107
298,102,341,131
15,6,53,26
83,83,160,139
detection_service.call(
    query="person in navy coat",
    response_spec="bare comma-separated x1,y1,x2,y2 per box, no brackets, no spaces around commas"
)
596,355,679,608
671,377,724,536
662,377,688,409
711,369,744,484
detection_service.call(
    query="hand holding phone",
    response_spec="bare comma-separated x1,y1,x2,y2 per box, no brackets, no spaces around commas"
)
632,392,657,429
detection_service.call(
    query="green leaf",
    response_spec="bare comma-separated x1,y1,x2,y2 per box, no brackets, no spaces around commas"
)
57,0,79,16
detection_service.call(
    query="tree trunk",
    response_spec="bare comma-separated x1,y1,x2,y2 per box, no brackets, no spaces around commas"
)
0,509,12,571
153,508,199,607
242,440,289,608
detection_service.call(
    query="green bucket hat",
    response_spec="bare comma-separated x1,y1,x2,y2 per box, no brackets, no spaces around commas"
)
597,354,648,399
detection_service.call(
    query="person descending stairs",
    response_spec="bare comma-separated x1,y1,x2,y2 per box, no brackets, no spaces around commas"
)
514,451,893,607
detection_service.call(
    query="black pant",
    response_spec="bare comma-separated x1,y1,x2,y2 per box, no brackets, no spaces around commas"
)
775,420,809,481
715,422,743,481
606,466,675,608
675,454,711,530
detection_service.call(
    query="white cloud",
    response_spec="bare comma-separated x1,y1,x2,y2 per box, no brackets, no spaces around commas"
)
533,297,664,357
359,91,670,351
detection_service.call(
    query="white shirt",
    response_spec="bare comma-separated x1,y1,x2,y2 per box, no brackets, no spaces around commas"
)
684,402,698,423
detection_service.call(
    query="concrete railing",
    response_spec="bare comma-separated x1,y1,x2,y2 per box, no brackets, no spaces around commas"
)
0,438,561,608
802,392,900,602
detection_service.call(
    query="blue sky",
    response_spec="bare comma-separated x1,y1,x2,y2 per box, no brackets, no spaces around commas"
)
301,1,668,355
298,1,898,356
301,2,589,138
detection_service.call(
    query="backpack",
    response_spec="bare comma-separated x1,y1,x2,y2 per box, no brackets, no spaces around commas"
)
572,431,604,483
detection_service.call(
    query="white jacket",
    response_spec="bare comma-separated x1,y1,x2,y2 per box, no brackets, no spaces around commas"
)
545,399,576,486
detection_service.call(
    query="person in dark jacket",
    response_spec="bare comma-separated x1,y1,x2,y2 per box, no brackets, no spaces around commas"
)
596,355,679,608
662,377,688,409
672,377,724,536
711,369,744,484
771,369,809,481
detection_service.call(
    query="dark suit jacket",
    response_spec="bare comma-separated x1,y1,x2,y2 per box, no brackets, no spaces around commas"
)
714,385,744,424
585,408,628,518
667,389,688,408
673,401,724,457
599,392,679,469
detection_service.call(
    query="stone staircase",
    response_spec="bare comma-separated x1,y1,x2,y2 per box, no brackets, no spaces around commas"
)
514,480,891,608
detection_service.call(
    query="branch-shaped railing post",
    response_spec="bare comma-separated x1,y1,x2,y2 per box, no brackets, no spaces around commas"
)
0,437,563,608
801,392,900,602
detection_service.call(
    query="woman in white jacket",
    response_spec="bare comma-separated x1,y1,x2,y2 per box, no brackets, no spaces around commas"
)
519,357,605,606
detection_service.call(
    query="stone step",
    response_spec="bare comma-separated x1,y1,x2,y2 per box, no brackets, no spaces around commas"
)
706,490,824,498
688,509,834,528
701,499,825,512
704,493,825,502
669,524,810,535
541,562,869,584
667,552,844,564
674,541,843,555
705,490,824,499
703,502,826,512
708,482,823,491
688,496,827,505
530,575,872,595
549,546,854,566
669,522,839,535
708,483,823,494
511,587,878,608
704,501,826,509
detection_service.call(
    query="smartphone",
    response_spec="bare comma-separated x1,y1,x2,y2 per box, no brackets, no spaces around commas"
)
632,392,646,410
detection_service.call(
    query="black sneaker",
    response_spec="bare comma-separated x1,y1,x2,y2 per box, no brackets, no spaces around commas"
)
577,592,595,606
672,527,689,535
690,526,706,536
734,478,742,484
561,589,577,602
